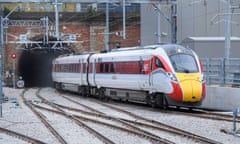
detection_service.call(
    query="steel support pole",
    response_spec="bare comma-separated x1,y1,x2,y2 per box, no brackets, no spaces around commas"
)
157,3,161,43
123,0,126,39
46,16,49,44
171,2,177,44
225,0,231,59
105,2,109,52
55,0,60,41
0,17,3,117
12,59,15,89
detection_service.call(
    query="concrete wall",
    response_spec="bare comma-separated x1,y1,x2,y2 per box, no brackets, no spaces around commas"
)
200,86,240,111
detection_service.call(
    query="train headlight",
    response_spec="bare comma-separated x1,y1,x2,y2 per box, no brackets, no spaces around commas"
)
167,73,178,82
201,73,206,83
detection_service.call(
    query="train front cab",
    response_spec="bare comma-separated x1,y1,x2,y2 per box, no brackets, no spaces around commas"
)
163,46,206,107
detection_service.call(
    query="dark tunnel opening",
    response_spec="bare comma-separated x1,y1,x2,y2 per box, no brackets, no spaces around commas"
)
18,37,74,87
18,50,59,87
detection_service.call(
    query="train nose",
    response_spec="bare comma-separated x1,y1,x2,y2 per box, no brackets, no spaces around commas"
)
181,80,202,102
176,73,203,102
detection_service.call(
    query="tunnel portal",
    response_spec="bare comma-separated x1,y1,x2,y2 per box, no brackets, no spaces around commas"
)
17,39,74,87
18,49,72,87
19,50,56,87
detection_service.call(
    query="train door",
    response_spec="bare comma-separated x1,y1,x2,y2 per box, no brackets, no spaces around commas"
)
149,56,173,93
149,57,154,87
139,55,151,89
92,59,96,86
80,58,83,85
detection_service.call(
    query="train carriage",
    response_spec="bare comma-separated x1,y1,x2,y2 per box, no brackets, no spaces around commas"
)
52,44,206,108
52,53,91,93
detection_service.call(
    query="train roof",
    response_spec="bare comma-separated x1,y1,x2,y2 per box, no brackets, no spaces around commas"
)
57,52,94,58
110,44,165,52
53,44,195,63
53,52,93,64
109,44,194,55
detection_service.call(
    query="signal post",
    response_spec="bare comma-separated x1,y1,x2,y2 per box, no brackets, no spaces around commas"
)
11,53,16,88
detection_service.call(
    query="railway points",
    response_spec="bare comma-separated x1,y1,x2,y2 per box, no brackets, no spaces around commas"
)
0,87,239,144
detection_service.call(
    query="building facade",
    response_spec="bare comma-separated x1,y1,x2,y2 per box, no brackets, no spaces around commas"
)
141,0,240,46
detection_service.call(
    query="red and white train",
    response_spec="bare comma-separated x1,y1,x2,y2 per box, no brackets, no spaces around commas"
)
52,44,206,108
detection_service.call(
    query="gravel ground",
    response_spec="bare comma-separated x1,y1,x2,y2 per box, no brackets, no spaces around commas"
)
0,87,239,144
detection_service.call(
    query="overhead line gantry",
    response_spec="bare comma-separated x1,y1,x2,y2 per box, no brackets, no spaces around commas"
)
0,0,163,3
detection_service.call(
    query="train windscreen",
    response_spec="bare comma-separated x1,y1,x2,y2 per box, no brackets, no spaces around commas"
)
170,54,199,73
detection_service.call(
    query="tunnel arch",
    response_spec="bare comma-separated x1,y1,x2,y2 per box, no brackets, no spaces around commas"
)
18,37,74,87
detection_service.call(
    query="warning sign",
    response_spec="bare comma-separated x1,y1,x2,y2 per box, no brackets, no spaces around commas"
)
16,80,24,88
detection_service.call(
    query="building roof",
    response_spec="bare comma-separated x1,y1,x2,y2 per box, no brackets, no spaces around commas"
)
183,37,240,42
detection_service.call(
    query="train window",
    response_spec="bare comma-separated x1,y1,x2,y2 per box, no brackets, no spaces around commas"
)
60,64,64,72
139,58,143,73
100,63,104,73
77,64,80,73
156,58,163,68
73,64,76,72
110,63,114,73
88,63,92,73
83,63,86,73
69,64,72,72
105,64,109,72
64,64,68,72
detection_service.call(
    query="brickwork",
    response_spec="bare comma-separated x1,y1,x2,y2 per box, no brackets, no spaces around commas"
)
109,24,140,49
59,23,90,52
3,21,140,79
89,26,105,52
5,26,28,67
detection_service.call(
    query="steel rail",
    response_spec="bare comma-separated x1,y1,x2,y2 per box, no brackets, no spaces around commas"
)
57,91,223,143
37,89,175,144
56,90,227,143
32,102,174,144
164,109,240,123
36,89,116,144
0,127,46,144
21,89,68,144
88,99,223,144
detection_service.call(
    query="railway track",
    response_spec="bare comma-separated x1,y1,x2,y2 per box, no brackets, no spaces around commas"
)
37,89,176,144
35,92,116,144
3,87,237,143
89,94,240,123
51,89,223,144
69,96,223,144
104,99,240,123
23,88,116,144
21,89,68,144
0,127,46,144
59,90,239,123
164,108,240,123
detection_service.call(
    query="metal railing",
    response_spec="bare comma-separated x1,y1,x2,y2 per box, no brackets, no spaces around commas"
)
201,58,240,87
